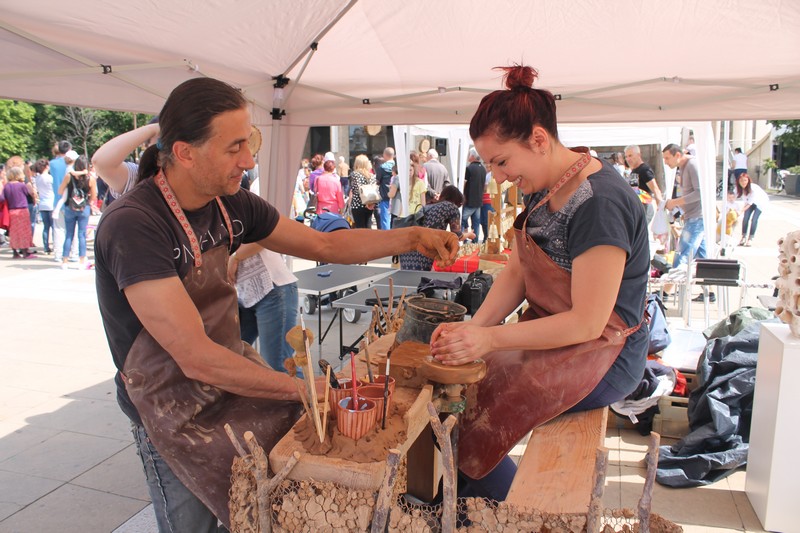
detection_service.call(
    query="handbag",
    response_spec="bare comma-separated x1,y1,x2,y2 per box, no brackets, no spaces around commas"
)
391,205,427,229
651,201,669,235
416,276,463,301
359,182,380,204
456,270,494,314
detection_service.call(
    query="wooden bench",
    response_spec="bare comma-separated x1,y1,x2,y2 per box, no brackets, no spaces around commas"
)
506,407,608,514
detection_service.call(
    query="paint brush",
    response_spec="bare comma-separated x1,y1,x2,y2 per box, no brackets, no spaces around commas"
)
350,351,359,411
381,349,391,429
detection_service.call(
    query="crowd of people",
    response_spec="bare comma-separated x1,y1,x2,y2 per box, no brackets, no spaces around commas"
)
291,144,495,251
0,142,102,268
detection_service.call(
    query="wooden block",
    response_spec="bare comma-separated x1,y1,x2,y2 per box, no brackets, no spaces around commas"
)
506,407,608,515
405,424,442,502
269,384,433,490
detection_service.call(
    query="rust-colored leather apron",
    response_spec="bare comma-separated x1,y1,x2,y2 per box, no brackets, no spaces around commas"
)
121,173,301,526
459,152,641,479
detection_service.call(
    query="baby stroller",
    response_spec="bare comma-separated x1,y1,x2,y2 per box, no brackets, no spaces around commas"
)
300,209,361,323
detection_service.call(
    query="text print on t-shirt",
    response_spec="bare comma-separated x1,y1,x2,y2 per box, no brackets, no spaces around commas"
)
172,219,245,264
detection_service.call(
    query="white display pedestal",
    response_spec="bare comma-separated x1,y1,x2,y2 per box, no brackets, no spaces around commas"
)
745,323,800,532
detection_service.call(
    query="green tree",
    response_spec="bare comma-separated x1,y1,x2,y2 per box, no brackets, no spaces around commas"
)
3,100,153,162
0,100,36,162
30,104,69,159
769,120,800,149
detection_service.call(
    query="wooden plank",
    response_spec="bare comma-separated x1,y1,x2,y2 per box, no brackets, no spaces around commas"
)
506,407,608,515
269,384,433,491
405,419,443,502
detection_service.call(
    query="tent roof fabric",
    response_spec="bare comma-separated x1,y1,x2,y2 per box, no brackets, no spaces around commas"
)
2,0,799,125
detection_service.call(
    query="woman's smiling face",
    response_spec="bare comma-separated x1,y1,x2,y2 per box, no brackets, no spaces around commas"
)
475,134,545,194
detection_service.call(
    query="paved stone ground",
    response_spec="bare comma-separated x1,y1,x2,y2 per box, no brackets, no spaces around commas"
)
1,192,797,532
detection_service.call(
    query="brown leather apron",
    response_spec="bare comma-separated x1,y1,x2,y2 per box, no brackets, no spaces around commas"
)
459,152,641,479
121,173,301,527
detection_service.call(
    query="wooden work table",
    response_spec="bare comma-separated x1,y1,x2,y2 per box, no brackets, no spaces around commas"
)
269,379,434,491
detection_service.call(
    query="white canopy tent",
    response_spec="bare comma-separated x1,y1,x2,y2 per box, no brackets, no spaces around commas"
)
2,0,799,241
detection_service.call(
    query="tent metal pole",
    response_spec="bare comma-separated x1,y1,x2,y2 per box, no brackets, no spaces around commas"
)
720,120,731,251
282,0,359,76
0,60,191,81
0,19,170,99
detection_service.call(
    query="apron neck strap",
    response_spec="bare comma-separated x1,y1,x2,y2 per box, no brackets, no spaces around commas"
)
526,151,592,222
155,171,234,268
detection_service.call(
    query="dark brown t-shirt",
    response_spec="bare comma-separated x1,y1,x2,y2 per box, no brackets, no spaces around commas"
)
94,178,280,423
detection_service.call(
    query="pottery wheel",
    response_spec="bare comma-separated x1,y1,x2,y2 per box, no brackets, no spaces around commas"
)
418,357,487,385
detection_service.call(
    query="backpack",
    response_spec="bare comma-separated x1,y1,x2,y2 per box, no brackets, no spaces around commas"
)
68,176,88,212
391,205,427,229
456,270,494,314
645,293,671,354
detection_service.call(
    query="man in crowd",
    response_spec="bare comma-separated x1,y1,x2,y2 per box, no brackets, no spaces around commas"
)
375,147,395,229
53,148,78,263
624,144,664,224
663,143,714,302
461,147,486,242
424,148,450,202
93,76,458,532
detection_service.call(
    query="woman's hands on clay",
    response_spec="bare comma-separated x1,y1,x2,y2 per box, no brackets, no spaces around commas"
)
430,321,493,365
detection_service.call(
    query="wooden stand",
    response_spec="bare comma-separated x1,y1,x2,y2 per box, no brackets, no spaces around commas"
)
486,179,523,254
269,384,433,490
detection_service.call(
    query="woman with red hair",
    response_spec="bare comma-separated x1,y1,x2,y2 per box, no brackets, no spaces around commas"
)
430,66,650,498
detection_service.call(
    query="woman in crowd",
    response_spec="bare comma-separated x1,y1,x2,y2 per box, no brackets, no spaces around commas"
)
407,150,428,215
348,155,377,228
398,185,474,271
58,155,96,269
292,158,310,218
429,65,649,500
734,172,769,246
0,166,37,258
307,153,324,192
33,159,55,253
313,159,344,215
610,152,628,178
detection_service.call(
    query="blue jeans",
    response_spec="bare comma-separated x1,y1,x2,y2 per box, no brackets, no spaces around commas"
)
742,204,762,238
132,424,227,532
673,217,707,268
461,206,481,243
378,200,391,230
480,203,495,243
39,210,53,251
63,206,90,258
28,203,38,237
239,282,298,372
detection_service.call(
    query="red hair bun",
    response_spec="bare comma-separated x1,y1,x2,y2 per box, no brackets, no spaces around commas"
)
497,65,539,90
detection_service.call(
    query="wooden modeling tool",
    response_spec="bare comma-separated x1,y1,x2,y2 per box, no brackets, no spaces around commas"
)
322,365,331,438
300,317,324,442
360,340,375,383
318,359,340,388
